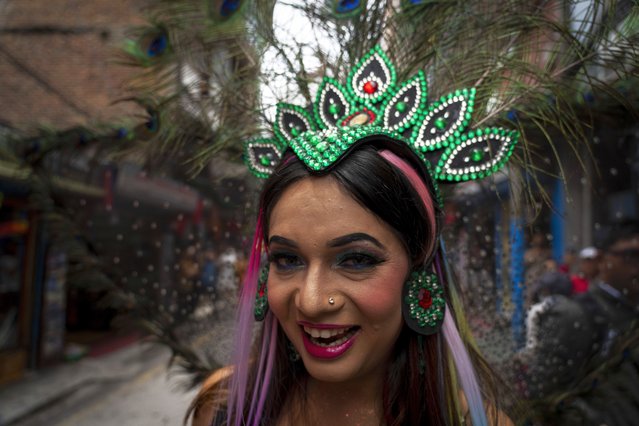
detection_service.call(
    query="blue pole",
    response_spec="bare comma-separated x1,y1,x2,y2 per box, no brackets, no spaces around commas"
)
509,215,525,349
551,178,566,264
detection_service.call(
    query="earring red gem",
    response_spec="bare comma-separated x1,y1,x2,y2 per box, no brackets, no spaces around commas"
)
363,81,378,94
418,288,433,309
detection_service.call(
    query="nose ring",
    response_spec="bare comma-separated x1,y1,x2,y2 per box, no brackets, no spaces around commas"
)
328,297,335,305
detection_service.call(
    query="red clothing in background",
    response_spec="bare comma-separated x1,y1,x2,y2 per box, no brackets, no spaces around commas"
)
570,275,589,294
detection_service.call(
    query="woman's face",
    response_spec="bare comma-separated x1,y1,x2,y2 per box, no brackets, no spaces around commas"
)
267,176,410,386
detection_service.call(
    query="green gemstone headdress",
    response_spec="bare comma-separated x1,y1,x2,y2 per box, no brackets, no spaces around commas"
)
244,45,518,183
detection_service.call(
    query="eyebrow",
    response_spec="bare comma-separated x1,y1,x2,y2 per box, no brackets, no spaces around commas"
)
268,235,299,248
327,233,385,249
268,233,385,250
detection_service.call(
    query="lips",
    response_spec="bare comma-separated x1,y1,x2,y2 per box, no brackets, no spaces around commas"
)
300,324,360,359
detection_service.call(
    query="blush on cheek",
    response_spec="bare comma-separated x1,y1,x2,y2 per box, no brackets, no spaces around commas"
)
355,269,406,324
360,295,403,330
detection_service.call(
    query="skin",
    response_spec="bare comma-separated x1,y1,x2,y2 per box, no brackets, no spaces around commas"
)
267,176,410,425
599,234,639,304
578,257,599,281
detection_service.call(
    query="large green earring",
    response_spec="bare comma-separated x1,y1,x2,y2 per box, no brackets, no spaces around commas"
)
254,263,269,321
402,270,446,335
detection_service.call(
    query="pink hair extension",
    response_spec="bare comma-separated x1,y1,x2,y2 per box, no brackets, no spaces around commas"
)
255,313,278,425
249,314,278,425
378,150,437,260
442,308,488,426
434,254,488,426
227,208,269,426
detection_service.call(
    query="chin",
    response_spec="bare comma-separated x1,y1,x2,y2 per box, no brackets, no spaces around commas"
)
302,359,359,383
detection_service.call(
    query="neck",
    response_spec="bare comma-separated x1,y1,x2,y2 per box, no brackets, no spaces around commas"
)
301,374,385,426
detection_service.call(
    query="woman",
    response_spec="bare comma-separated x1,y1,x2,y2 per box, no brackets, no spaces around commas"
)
188,47,517,425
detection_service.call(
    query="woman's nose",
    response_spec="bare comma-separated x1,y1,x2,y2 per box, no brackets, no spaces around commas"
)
295,265,340,316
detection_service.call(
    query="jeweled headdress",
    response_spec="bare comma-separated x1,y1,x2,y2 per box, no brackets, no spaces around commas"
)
244,46,518,185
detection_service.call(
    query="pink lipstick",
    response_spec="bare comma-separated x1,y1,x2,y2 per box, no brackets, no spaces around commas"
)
299,323,360,359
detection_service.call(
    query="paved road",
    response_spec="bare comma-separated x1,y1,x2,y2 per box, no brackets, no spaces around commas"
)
11,344,194,426
9,317,236,426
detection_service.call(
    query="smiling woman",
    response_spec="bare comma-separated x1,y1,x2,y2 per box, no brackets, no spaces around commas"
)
186,46,518,426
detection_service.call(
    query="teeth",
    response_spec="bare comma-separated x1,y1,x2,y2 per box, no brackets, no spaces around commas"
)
303,326,349,338
313,335,349,347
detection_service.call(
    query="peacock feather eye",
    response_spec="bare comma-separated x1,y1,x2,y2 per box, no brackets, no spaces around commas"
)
220,0,242,17
123,26,170,65
411,88,476,152
381,71,428,133
208,0,245,22
244,138,284,179
145,33,168,58
434,127,518,182
347,45,396,104
134,106,161,141
274,103,316,144
315,78,354,129
331,0,365,19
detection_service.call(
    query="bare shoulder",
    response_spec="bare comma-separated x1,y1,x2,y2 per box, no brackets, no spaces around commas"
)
189,366,234,426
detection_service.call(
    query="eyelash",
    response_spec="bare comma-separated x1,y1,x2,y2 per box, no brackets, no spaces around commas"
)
268,250,385,272
268,252,304,271
336,251,385,270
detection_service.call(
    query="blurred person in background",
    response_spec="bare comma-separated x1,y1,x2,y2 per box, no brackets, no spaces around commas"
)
568,246,600,294
512,271,585,399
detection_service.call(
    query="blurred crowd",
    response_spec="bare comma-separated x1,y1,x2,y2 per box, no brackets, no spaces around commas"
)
175,242,247,323
511,223,639,423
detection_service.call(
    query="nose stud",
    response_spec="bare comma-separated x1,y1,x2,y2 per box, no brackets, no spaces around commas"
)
328,297,335,305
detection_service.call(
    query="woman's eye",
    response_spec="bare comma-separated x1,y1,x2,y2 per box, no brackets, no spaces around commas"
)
337,252,383,270
269,253,303,271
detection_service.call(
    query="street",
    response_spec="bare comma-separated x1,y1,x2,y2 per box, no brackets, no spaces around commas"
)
11,344,194,426
4,316,236,426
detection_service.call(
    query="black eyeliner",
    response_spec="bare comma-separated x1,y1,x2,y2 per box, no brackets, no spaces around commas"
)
335,250,388,269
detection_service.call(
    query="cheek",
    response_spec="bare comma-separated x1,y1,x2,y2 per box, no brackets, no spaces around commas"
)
267,283,293,320
355,275,404,328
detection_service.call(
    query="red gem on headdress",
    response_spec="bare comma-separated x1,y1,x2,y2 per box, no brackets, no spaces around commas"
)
258,283,266,297
418,289,433,309
363,81,378,94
